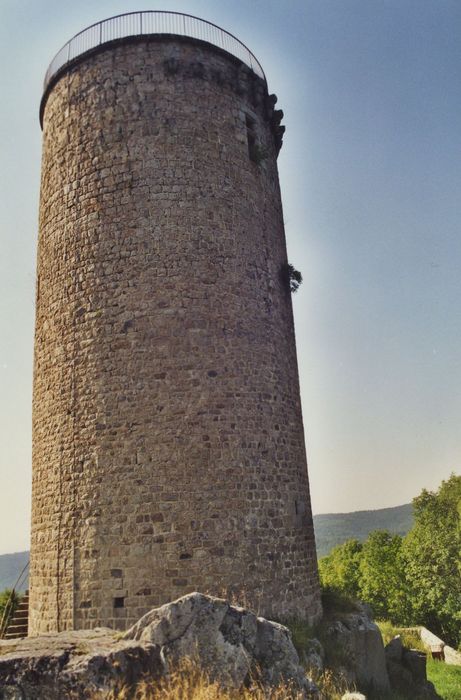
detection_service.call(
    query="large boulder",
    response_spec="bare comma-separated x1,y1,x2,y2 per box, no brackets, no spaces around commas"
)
0,593,317,699
124,592,317,694
0,629,163,699
323,606,390,693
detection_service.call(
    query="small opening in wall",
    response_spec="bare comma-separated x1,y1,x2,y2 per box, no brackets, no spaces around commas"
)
113,596,125,608
245,114,257,161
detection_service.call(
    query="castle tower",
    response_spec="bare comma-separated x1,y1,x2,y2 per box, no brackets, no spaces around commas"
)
30,12,321,634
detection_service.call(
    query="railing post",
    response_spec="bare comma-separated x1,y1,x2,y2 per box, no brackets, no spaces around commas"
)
140,12,143,35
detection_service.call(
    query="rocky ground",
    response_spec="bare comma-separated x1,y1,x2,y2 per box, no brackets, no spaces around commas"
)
0,592,440,699
0,593,315,699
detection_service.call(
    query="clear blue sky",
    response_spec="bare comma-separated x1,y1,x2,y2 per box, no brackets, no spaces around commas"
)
0,0,460,554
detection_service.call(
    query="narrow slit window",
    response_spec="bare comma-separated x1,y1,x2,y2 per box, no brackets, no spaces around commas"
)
114,596,125,608
245,114,257,161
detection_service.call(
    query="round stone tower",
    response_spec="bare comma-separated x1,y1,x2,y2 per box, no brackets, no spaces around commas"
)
30,11,321,634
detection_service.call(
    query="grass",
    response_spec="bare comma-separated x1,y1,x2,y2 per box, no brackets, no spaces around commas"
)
427,658,461,700
377,620,461,700
377,620,426,652
283,613,358,696
376,619,399,646
94,657,306,699
309,667,356,699
283,618,316,658
91,656,358,699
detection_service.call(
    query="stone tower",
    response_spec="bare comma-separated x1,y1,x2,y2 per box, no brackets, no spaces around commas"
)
30,11,321,634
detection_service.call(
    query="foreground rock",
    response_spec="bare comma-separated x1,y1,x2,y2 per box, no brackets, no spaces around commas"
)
0,629,163,699
384,635,439,699
125,592,317,694
323,603,390,693
0,593,317,699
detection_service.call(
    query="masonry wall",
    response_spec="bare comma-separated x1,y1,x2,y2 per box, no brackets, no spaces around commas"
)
30,37,322,634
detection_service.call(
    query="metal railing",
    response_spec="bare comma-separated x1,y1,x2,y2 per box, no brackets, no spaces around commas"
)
43,11,266,93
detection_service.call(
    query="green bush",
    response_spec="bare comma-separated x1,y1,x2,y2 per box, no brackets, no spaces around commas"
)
0,589,20,636
402,474,461,647
318,539,363,599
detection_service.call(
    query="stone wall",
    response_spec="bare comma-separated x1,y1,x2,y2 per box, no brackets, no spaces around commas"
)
418,627,461,666
30,36,321,634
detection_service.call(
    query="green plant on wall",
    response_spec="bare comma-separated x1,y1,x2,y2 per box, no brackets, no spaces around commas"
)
281,262,303,293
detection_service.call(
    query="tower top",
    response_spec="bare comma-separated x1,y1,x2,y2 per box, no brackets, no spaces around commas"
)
43,11,266,95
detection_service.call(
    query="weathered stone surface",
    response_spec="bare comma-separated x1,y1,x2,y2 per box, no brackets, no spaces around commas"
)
30,28,321,635
125,592,317,694
303,638,324,672
387,658,439,699
384,634,403,662
386,658,414,689
419,625,461,665
385,637,440,699
0,629,163,699
324,608,390,693
403,648,427,683
0,595,318,698
445,645,461,665
341,694,367,700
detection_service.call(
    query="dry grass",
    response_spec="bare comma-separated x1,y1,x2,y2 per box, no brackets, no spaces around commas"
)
96,658,304,699
0,643,18,656
206,586,259,615
309,667,355,700
92,656,354,699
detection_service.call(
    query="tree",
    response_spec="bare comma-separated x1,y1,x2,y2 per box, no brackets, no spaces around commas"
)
318,539,363,598
402,473,461,647
358,530,409,621
317,473,461,646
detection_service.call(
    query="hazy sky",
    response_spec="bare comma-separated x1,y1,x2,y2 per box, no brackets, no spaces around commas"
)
0,0,460,554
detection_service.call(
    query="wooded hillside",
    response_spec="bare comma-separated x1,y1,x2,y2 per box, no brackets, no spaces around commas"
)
313,503,413,558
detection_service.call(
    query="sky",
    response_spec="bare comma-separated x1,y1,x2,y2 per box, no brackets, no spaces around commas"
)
0,0,460,554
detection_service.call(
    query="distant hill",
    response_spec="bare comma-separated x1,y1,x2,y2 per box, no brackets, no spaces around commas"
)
0,551,29,592
313,503,413,559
